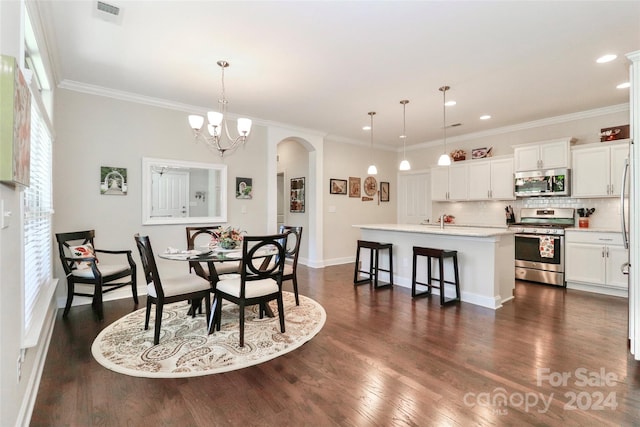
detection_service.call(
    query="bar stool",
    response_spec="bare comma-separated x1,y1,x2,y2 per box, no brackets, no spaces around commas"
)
353,240,394,288
411,246,460,305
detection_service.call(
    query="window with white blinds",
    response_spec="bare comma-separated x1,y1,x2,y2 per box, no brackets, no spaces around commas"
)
23,98,53,335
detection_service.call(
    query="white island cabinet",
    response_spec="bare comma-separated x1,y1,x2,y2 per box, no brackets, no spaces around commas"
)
353,224,515,309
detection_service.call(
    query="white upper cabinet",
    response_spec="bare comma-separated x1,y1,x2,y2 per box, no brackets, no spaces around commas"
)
489,157,515,200
432,156,514,202
571,141,629,198
430,166,449,201
430,163,467,201
468,157,515,200
467,161,491,200
448,163,468,201
513,137,574,172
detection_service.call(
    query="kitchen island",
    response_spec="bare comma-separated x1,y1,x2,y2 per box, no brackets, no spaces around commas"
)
353,224,515,309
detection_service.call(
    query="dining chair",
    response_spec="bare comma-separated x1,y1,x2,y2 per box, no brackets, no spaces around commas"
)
134,234,212,345
186,226,240,280
212,233,288,347
56,230,138,320
278,225,303,305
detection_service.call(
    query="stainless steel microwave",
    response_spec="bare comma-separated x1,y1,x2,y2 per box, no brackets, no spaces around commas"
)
514,168,571,197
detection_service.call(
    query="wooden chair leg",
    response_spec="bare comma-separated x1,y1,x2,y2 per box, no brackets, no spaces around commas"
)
63,281,75,317
239,303,245,347
154,303,163,345
292,276,300,306
277,295,286,333
215,295,223,332
131,274,139,305
144,299,152,330
94,283,104,320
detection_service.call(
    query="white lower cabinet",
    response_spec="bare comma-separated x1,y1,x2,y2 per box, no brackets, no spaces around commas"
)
565,230,628,297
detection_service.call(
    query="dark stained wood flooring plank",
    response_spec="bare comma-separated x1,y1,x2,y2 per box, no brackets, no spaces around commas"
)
30,263,640,426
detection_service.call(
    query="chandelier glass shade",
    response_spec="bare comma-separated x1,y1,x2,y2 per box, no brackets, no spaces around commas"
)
188,60,252,157
367,111,377,175
399,99,411,171
437,85,452,166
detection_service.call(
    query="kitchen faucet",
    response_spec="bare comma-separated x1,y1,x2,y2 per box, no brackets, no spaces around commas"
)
440,214,446,229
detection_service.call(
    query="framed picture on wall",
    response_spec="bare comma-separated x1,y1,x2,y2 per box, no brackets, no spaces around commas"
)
380,181,390,202
100,166,128,195
0,55,31,186
290,177,305,212
236,177,253,199
348,177,361,198
330,178,347,194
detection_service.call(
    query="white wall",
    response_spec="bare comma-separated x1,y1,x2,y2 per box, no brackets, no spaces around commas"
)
323,139,398,265
52,89,274,298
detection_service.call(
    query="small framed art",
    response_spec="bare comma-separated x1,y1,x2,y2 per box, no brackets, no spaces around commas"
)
349,177,361,198
330,178,347,194
290,177,305,213
100,166,128,195
380,181,390,202
236,177,253,199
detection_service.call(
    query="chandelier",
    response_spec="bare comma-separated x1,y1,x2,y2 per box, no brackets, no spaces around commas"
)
188,60,252,157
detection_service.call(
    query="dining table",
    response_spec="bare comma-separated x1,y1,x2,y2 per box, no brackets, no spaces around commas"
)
158,245,278,333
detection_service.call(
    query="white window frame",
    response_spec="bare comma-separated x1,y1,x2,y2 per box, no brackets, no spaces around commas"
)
21,90,56,348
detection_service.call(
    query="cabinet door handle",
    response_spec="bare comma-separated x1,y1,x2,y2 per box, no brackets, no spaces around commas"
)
606,247,610,257
602,247,605,257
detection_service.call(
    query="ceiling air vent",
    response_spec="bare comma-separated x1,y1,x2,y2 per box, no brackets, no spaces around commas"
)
94,1,123,24
97,1,120,16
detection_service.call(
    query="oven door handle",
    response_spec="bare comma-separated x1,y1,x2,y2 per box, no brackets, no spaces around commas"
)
516,234,560,240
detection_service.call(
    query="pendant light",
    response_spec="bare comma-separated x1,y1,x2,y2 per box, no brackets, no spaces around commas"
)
437,85,452,166
367,111,378,175
399,100,411,171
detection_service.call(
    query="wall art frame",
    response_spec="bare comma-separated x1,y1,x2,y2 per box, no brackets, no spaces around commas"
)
236,177,253,199
290,177,305,212
380,181,390,202
0,55,31,186
100,166,128,195
330,178,347,195
348,176,361,198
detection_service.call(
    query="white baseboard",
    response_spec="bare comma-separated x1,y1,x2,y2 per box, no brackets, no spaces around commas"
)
566,281,628,298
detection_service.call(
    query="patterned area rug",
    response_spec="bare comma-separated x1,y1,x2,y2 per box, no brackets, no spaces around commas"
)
91,291,325,378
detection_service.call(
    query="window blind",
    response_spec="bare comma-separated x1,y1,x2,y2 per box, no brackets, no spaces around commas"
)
23,99,53,333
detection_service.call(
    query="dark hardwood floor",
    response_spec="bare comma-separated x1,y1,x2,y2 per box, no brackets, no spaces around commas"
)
32,264,640,426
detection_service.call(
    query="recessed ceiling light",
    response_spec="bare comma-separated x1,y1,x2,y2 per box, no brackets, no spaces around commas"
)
445,100,456,106
617,82,631,89
596,54,617,63
362,125,371,131
480,115,491,120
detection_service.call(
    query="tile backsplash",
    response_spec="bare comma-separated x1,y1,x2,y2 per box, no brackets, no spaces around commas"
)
433,196,623,229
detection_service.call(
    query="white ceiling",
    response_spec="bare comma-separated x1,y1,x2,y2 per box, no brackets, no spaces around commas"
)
35,1,640,149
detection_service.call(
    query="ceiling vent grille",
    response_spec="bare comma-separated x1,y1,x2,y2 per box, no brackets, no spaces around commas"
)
97,1,120,16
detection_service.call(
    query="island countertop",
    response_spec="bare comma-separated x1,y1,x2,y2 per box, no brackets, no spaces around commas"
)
354,223,515,309
353,223,513,238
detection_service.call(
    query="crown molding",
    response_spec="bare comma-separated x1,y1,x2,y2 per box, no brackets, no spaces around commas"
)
404,103,630,152
58,79,328,137
58,79,628,152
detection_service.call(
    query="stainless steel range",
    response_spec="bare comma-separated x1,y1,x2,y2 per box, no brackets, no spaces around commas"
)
509,207,575,286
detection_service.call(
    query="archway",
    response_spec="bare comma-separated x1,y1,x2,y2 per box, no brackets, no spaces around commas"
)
266,128,324,268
